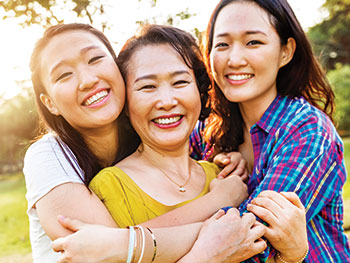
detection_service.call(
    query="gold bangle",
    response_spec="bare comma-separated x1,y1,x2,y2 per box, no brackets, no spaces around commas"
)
146,227,157,263
276,247,309,263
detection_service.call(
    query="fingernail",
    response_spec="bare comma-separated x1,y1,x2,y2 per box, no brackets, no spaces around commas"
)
57,215,66,222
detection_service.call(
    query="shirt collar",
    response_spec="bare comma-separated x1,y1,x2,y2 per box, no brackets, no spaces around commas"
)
252,94,289,134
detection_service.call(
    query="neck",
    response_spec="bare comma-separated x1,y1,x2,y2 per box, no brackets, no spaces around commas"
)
81,122,119,167
139,140,193,181
239,92,277,130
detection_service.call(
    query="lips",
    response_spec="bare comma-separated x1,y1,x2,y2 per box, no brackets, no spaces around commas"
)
83,89,109,106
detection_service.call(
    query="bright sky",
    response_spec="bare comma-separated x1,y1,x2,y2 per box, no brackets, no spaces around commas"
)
0,0,327,100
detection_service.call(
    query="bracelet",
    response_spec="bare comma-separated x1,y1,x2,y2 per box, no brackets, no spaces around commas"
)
126,226,136,263
276,247,309,263
146,227,157,263
135,226,146,263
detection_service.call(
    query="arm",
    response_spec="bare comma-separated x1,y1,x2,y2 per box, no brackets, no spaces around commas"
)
36,182,117,240
143,175,248,228
239,130,346,262
53,209,266,263
23,136,117,241
247,191,308,263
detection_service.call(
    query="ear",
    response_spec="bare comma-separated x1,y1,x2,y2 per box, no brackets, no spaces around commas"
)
40,93,60,116
279,37,296,68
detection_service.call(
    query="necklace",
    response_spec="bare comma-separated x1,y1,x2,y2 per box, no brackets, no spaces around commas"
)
139,149,192,193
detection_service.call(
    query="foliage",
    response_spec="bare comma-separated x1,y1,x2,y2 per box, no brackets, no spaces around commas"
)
0,87,38,168
0,173,31,257
327,65,350,136
308,0,350,70
0,0,107,27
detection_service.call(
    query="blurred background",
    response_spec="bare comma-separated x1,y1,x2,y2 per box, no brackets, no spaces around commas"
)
0,0,349,262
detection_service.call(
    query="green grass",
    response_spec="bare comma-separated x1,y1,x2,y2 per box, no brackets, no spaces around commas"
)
342,137,350,198
0,173,31,257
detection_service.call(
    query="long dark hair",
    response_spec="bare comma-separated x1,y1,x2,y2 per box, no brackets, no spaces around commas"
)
203,0,335,152
30,23,134,186
117,24,211,127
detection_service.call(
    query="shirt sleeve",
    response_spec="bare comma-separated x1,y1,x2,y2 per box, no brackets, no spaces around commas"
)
189,120,214,161
89,169,136,228
240,129,346,262
23,135,84,213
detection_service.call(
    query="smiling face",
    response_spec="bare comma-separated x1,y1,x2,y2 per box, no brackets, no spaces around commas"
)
39,30,125,132
126,44,201,151
210,1,293,107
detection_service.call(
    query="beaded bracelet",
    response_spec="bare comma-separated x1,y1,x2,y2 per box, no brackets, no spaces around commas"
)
146,227,157,263
276,247,309,263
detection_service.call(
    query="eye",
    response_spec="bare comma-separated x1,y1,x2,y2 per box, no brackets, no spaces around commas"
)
140,85,156,90
247,40,263,46
88,55,105,64
56,72,72,82
174,80,190,86
214,42,228,49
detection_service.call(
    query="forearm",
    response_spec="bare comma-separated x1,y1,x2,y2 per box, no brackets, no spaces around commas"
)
102,223,202,263
142,192,221,228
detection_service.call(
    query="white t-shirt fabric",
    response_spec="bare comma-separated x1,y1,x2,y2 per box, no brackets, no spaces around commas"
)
23,133,84,263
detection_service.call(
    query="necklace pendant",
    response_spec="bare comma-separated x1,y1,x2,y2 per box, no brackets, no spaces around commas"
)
178,186,186,193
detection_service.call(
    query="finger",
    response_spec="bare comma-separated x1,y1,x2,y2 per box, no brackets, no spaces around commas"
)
280,192,305,210
213,153,230,167
52,237,65,252
231,159,247,176
247,203,278,226
241,212,256,229
254,191,290,210
240,172,249,183
57,215,84,232
249,222,266,240
57,251,69,263
212,209,226,220
217,163,237,178
250,196,284,219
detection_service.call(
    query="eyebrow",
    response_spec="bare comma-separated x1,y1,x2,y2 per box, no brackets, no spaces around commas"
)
215,30,267,38
49,45,100,77
134,70,191,83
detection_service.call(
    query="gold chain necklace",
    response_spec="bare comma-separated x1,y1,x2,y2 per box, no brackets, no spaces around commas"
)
139,149,192,193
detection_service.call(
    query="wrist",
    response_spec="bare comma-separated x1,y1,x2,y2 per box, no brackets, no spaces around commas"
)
105,228,129,262
275,246,308,263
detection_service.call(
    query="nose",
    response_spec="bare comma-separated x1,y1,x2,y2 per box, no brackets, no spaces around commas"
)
227,44,247,68
155,86,178,111
78,67,99,90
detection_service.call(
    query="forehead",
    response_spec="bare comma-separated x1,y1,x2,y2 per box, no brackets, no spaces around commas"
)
214,2,274,35
127,44,191,79
40,30,109,70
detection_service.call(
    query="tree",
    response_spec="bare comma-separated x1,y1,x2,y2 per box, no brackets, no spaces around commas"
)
327,65,350,136
0,0,107,27
308,0,350,70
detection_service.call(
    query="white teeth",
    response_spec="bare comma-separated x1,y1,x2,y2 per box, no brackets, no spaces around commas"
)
154,116,181,125
227,74,253,81
84,90,108,106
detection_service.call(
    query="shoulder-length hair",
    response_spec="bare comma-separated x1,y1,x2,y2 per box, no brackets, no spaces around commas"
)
202,0,335,152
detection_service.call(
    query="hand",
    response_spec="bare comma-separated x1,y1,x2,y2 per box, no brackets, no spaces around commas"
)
247,191,308,262
209,175,248,207
52,216,126,263
180,208,266,263
213,152,249,182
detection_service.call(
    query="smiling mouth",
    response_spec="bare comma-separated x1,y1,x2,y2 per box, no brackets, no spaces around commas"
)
153,116,183,125
226,74,254,81
83,90,109,106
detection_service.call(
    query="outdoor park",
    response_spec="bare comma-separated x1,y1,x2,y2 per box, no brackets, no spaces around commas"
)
0,0,349,262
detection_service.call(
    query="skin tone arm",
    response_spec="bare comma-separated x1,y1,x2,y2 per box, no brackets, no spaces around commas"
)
36,182,118,240
52,209,267,263
247,191,308,263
